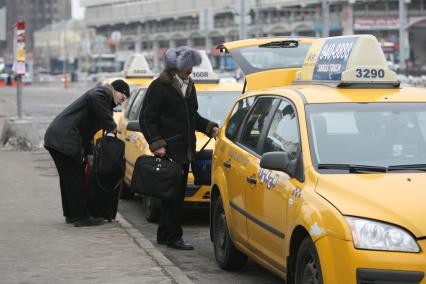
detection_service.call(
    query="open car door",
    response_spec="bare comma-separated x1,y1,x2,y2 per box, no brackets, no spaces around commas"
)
217,37,317,92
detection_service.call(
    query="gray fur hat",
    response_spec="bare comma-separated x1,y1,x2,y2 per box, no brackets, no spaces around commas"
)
163,46,202,70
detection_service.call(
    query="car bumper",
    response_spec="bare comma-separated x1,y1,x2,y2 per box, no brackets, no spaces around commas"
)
315,236,426,284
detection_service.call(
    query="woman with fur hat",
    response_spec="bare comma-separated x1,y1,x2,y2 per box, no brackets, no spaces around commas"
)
139,46,219,250
44,79,130,227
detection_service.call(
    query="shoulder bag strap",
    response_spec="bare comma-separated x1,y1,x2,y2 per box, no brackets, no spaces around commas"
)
199,138,212,152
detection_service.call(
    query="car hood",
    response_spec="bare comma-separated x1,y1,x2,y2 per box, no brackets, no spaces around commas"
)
315,173,426,237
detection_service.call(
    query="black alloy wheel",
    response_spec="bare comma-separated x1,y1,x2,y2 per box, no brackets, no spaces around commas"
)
212,195,247,270
294,237,324,284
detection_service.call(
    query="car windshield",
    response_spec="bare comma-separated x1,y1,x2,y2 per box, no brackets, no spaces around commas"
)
197,91,241,125
306,103,426,168
230,43,311,75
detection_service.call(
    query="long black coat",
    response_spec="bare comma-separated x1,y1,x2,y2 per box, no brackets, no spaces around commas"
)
139,70,217,163
44,84,117,163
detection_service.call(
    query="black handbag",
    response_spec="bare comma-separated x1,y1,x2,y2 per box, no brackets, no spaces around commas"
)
93,133,125,192
191,138,213,185
131,155,183,201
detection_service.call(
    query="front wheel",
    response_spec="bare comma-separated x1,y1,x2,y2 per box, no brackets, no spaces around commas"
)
294,237,324,284
212,195,247,270
143,196,160,222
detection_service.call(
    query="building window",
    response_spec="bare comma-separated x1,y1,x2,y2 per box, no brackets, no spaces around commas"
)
142,41,153,50
175,39,187,46
159,40,169,48
192,37,205,47
211,36,225,46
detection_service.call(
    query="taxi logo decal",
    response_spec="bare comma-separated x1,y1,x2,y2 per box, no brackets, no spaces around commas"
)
291,187,302,198
229,149,249,166
258,168,279,190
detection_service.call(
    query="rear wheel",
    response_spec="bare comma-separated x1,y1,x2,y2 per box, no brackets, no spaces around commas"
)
212,195,247,270
119,180,134,199
295,237,324,284
143,196,160,222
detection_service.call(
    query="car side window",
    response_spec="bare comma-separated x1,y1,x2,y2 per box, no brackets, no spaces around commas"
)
261,99,300,159
240,98,277,152
225,96,255,141
124,88,142,119
128,89,145,120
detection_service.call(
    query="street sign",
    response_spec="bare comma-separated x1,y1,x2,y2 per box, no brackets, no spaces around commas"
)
12,21,26,119
111,31,122,44
13,21,26,75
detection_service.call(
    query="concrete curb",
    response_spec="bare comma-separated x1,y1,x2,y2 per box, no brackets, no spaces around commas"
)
116,213,194,284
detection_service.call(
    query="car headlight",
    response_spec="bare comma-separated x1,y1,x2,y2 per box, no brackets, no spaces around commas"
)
345,216,420,252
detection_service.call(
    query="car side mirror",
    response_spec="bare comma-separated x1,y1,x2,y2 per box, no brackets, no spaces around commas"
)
260,151,297,178
126,120,141,131
260,151,291,171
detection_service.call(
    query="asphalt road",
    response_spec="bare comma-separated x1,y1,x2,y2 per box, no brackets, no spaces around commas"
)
119,196,283,283
0,83,94,117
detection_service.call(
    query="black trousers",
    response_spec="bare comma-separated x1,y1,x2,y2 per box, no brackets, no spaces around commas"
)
48,148,89,220
157,163,189,244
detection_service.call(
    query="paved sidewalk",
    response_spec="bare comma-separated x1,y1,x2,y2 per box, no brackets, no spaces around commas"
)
0,150,191,283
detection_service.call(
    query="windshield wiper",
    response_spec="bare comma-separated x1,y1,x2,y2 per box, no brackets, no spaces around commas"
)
318,163,387,173
258,40,298,48
387,164,426,172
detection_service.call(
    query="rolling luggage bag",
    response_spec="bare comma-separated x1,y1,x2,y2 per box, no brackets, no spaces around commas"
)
86,169,120,222
85,133,125,222
85,156,120,222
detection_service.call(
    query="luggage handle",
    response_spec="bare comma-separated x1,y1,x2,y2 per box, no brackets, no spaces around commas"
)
102,130,117,137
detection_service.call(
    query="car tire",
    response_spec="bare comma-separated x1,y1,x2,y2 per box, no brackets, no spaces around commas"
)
294,237,324,284
212,195,247,270
143,196,160,222
119,180,134,199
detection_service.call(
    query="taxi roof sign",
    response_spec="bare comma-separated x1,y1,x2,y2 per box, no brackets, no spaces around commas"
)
191,50,219,83
123,54,154,78
296,35,399,87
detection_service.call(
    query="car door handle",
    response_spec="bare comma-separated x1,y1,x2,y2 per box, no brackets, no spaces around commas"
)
223,161,231,168
246,176,257,185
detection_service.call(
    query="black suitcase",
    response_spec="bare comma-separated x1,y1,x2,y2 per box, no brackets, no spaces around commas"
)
85,159,120,222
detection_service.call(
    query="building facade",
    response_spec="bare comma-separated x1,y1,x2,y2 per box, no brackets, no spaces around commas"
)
81,0,426,72
33,19,95,73
0,0,71,64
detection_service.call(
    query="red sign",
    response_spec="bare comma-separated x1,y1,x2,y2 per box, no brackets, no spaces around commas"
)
354,18,399,30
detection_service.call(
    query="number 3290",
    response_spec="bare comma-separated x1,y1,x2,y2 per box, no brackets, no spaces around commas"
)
355,68,385,79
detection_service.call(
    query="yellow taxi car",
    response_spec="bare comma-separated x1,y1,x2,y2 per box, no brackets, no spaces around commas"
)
210,34,426,284
117,64,244,221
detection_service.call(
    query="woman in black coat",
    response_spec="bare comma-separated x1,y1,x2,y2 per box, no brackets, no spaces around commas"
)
139,47,218,250
44,79,129,227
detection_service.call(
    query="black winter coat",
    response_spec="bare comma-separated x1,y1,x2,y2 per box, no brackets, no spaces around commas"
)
44,84,117,163
139,70,217,163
